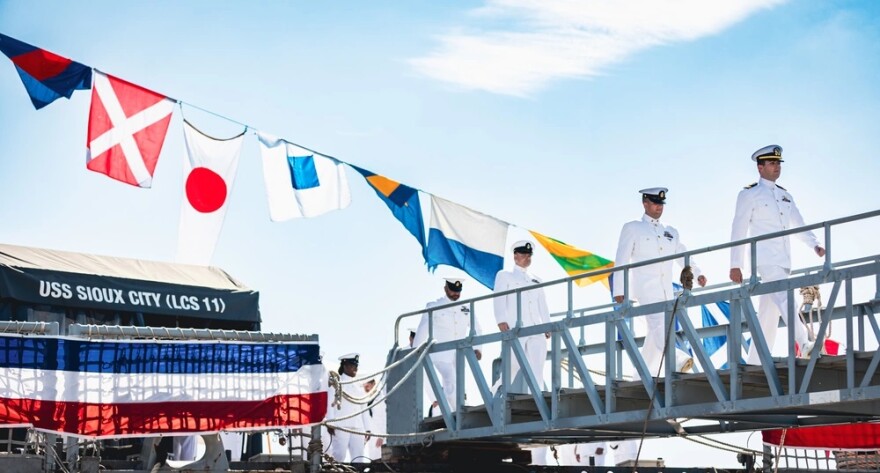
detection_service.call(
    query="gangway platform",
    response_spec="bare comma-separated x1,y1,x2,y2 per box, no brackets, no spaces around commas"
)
417,352,880,441
382,209,880,467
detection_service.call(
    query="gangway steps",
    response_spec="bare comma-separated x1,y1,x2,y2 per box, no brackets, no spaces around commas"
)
419,352,880,443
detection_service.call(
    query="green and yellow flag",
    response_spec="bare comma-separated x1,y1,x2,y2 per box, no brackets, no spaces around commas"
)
529,230,614,288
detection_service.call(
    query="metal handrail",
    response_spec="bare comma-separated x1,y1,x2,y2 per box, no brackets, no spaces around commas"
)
394,208,880,344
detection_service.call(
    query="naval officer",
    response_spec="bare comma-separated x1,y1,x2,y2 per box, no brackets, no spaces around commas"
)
613,187,706,377
729,145,825,364
493,240,551,393
413,278,483,411
363,378,386,460
326,353,371,462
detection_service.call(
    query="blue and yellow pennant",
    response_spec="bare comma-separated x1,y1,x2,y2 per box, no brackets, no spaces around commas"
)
352,165,426,258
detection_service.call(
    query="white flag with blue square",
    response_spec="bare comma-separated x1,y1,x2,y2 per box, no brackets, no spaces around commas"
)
257,132,351,221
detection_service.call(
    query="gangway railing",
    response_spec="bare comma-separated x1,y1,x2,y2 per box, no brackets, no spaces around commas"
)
385,209,880,453
551,253,880,380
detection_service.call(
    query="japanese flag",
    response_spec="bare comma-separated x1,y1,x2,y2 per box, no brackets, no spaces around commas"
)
175,120,245,265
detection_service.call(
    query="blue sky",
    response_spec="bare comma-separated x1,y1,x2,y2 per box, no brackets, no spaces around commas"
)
2,0,879,466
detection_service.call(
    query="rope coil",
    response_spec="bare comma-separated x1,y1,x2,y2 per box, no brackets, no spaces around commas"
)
798,285,829,341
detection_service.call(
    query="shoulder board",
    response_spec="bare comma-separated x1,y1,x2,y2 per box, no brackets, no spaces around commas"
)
775,184,787,191
743,182,758,189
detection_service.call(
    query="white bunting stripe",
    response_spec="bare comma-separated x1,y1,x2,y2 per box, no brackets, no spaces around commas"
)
0,364,326,404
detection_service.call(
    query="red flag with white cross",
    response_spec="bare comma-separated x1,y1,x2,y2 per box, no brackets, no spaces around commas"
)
86,71,174,187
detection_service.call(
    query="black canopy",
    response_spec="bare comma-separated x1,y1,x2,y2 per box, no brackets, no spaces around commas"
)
0,243,260,323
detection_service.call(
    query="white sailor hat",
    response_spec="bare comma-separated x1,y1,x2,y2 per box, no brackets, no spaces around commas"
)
338,353,360,365
444,278,464,292
511,240,534,254
751,144,784,162
639,187,668,204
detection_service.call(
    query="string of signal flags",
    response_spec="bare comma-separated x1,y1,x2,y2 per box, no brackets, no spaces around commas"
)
0,32,614,289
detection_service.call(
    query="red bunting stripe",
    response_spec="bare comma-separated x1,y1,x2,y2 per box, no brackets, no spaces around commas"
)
0,392,327,439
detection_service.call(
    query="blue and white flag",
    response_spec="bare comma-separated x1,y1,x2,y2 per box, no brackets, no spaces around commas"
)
426,195,508,289
700,300,749,368
257,132,351,221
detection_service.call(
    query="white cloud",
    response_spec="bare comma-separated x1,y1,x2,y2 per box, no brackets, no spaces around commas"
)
410,0,787,96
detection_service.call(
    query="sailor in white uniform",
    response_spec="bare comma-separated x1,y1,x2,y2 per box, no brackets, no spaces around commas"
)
613,188,707,377
729,145,825,365
326,354,370,462
413,278,483,411
493,241,551,394
363,378,386,460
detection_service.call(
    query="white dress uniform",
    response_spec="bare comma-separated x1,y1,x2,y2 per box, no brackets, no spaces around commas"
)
731,176,820,365
493,264,551,393
413,295,483,410
364,386,386,460
613,214,701,376
327,372,370,462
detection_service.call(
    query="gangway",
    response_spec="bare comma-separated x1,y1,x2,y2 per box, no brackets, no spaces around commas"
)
383,209,880,467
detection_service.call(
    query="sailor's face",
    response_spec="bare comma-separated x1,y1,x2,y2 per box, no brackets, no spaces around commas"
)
758,160,781,181
513,252,532,268
643,200,664,219
343,363,358,377
444,286,462,301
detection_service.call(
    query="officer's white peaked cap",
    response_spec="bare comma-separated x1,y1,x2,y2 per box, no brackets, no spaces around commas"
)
444,278,464,291
751,144,784,162
639,187,668,204
338,353,360,364
511,240,534,254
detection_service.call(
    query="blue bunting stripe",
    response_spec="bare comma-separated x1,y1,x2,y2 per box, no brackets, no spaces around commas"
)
0,335,320,374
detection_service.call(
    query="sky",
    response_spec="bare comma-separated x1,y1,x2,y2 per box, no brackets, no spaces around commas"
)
2,0,880,467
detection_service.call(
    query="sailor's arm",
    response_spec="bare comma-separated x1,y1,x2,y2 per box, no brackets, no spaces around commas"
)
788,195,825,256
412,311,430,347
493,271,511,331
612,223,636,302
729,190,752,283
472,310,484,359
